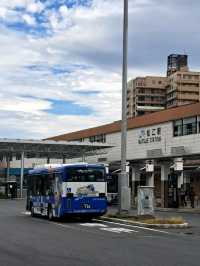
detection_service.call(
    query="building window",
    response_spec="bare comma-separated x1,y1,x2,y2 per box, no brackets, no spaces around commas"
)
89,134,106,143
74,138,84,142
173,119,183,137
183,117,197,135
174,117,198,137
138,96,145,101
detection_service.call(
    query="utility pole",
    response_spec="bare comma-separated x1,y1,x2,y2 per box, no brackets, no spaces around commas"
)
118,0,131,213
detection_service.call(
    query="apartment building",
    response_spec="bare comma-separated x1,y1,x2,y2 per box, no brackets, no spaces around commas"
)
127,54,200,117
166,70,200,108
127,76,167,118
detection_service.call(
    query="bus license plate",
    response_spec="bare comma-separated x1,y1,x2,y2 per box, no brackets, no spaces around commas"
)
82,203,91,209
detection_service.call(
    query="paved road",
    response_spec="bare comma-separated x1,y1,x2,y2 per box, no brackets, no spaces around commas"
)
0,200,200,266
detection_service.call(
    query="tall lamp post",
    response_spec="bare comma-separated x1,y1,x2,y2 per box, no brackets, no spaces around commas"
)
119,0,131,214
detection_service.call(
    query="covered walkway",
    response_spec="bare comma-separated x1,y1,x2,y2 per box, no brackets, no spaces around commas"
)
0,138,113,198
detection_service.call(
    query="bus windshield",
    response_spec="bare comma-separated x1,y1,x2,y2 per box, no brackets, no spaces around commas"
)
67,167,105,182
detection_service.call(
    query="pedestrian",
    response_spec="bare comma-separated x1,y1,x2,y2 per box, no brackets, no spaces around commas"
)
9,184,14,199
190,187,195,208
180,185,186,207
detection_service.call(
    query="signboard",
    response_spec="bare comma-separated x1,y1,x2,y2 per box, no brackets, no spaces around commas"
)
137,186,154,215
138,127,161,144
173,158,183,171
145,161,154,172
174,161,183,171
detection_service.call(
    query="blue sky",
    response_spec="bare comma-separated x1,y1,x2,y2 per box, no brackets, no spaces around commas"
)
0,0,200,138
47,99,93,115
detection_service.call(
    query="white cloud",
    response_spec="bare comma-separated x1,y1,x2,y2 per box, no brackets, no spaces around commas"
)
22,14,36,25
27,1,44,13
0,0,200,138
0,96,51,114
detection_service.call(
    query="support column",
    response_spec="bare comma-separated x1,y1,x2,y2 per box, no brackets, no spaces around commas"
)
131,166,140,207
147,172,154,187
160,162,170,208
20,151,24,199
6,155,10,182
47,157,50,164
177,171,184,189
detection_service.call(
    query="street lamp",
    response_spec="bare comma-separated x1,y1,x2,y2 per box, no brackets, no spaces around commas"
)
118,0,131,214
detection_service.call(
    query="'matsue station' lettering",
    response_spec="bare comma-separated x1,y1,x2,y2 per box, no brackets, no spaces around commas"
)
138,127,162,144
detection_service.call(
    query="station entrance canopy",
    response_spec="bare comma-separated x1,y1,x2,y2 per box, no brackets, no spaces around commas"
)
0,139,113,198
0,139,113,159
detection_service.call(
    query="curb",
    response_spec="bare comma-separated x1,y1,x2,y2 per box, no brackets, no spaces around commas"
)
100,217,189,229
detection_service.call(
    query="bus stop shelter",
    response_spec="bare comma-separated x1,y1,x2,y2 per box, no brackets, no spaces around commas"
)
0,139,113,198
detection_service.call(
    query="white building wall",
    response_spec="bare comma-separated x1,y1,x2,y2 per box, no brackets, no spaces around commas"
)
95,120,200,162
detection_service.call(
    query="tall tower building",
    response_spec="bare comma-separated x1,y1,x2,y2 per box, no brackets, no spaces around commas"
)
166,54,200,108
167,54,188,76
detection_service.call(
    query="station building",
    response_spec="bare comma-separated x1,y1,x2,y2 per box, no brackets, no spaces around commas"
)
48,102,200,208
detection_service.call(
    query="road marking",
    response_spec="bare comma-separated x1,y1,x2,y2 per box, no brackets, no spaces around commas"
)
21,212,170,236
21,211,31,215
79,222,138,233
52,222,75,229
52,222,110,237
100,227,138,234
93,219,171,235
79,223,108,228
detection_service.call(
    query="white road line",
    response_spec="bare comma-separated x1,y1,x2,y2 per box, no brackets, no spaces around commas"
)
100,227,138,234
79,223,108,228
93,219,171,235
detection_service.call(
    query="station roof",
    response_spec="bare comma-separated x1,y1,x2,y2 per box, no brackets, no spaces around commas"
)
0,139,113,159
47,102,200,142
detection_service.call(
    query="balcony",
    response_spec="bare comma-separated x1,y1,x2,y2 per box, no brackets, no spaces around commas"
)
136,105,165,111
177,93,199,101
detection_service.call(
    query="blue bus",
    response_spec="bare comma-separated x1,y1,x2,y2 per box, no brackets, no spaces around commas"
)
26,163,107,220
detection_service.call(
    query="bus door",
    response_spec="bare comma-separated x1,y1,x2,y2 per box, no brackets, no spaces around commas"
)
52,173,62,217
40,174,54,216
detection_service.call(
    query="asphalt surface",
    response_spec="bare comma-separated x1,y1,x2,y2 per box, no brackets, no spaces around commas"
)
1,200,200,266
